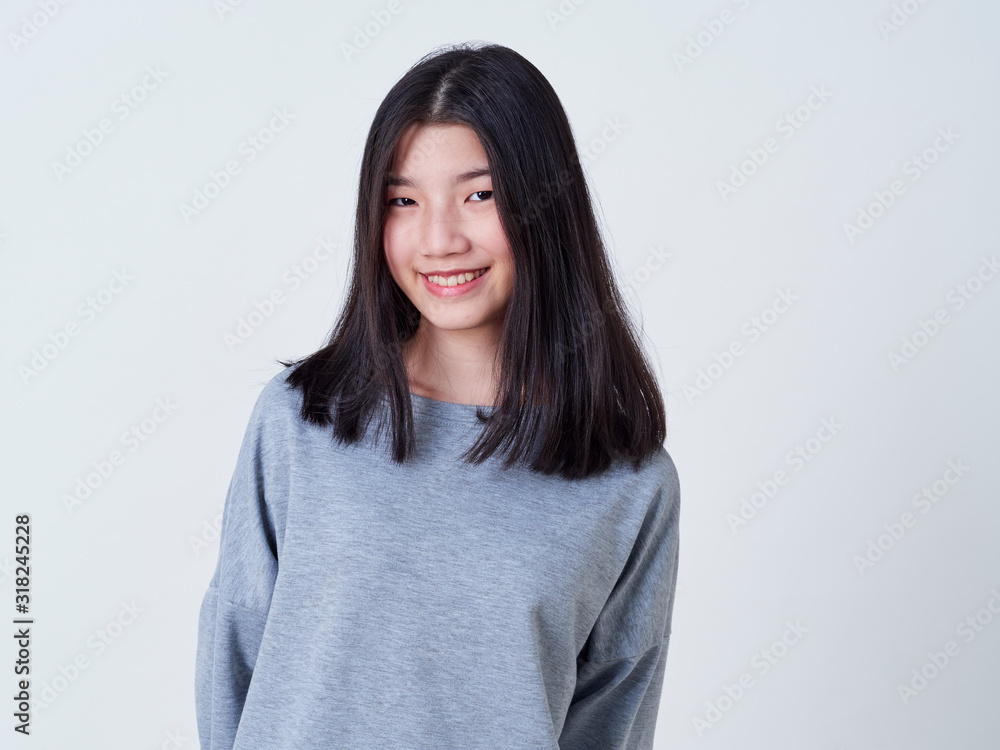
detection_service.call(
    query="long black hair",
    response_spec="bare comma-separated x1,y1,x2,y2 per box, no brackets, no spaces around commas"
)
280,41,667,480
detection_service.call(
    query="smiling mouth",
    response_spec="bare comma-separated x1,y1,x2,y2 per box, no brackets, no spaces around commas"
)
422,267,490,287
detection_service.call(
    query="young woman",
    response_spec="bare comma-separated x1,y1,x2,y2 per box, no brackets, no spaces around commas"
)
196,42,680,749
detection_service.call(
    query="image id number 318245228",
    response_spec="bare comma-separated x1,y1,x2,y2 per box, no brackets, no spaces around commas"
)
13,513,32,736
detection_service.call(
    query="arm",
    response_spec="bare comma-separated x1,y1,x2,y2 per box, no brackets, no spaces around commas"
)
195,379,288,749
560,457,681,750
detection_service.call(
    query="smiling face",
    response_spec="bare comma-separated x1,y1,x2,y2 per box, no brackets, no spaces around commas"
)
383,122,516,346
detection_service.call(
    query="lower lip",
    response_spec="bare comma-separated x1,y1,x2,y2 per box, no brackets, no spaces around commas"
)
421,267,490,298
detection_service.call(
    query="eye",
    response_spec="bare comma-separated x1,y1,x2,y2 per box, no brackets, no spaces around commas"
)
388,197,415,207
469,190,493,202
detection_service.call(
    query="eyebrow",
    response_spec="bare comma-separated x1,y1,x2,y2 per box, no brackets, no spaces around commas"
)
386,167,491,188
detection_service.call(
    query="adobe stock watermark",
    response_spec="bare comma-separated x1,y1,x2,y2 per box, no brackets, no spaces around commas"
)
886,254,997,371
717,85,833,201
399,120,448,171
548,243,669,363
692,619,810,736
627,246,672,293
852,459,969,574
61,397,179,514
189,499,225,556
551,301,613,366
683,288,798,404
580,116,627,162
842,126,960,244
18,268,134,385
7,0,73,54
546,0,590,30
896,586,999,705
878,0,933,40
224,236,337,353
509,168,576,230
213,0,249,21
149,729,189,750
30,600,143,713
51,65,169,183
673,0,754,71
340,0,403,63
147,729,189,750
726,417,843,533
504,116,624,230
178,106,295,223
142,729,189,750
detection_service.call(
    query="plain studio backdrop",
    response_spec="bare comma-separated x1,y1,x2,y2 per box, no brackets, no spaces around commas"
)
1,0,998,747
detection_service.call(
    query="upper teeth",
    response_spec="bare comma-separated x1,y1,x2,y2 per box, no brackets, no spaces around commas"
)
427,268,487,286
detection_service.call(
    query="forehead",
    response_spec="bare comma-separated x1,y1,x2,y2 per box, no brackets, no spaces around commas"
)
391,122,486,172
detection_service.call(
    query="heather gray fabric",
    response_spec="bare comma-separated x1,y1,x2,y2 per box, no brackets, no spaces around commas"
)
195,367,681,749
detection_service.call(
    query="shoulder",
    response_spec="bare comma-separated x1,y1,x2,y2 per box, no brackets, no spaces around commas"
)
611,443,678,492
259,365,300,407
651,446,680,503
566,444,680,526
623,444,680,518
246,366,306,435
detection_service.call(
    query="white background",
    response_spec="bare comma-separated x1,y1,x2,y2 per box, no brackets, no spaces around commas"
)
1,0,998,747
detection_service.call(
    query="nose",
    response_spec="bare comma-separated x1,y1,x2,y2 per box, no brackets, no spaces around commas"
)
419,200,472,257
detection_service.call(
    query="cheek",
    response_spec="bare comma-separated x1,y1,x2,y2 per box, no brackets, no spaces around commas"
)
382,226,396,253
483,229,513,264
491,264,515,299
382,245,403,285
383,215,407,247
488,221,509,247
383,227,407,265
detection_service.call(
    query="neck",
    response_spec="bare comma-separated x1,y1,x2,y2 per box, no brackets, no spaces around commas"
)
401,322,502,406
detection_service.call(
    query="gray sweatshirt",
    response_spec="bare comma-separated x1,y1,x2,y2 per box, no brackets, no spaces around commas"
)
195,367,681,749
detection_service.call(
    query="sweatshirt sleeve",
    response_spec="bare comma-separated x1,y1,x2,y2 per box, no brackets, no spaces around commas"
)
195,377,290,750
559,455,681,750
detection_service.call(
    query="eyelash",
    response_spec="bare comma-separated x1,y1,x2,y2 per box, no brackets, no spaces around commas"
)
388,190,493,207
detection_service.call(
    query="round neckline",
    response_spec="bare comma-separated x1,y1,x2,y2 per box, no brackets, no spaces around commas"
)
408,391,495,423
